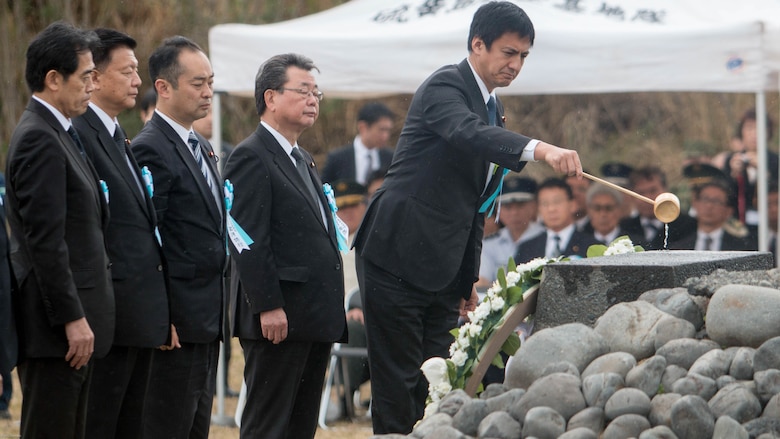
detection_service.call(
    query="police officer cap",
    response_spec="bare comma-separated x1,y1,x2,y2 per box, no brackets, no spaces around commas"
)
601,162,634,186
498,176,537,204
333,179,367,209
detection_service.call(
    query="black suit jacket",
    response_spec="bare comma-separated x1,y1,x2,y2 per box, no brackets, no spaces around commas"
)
74,107,169,348
514,230,601,263
620,214,698,250
0,196,17,374
353,59,531,298
320,143,394,184
667,228,758,251
224,123,346,343
6,99,114,360
131,112,225,344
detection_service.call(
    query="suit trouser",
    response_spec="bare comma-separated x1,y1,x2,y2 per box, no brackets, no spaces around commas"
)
239,338,331,439
18,357,92,439
85,345,153,439
142,340,218,439
356,256,462,435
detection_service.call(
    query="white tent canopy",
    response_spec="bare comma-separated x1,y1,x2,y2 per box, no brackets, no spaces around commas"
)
208,0,780,252
209,0,780,97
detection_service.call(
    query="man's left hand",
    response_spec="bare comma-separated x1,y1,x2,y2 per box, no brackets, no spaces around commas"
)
459,287,479,319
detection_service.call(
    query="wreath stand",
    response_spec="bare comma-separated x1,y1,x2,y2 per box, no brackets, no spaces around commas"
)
463,284,539,397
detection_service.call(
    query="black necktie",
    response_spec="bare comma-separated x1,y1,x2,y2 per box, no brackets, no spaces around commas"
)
67,126,86,159
291,147,321,207
487,96,497,126
113,123,127,156
364,153,373,185
704,235,713,251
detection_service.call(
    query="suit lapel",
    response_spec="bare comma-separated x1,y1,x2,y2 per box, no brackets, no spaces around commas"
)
85,109,150,218
152,115,222,227
257,126,332,237
30,101,103,215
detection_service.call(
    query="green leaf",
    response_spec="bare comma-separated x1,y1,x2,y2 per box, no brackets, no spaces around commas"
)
464,358,474,374
497,267,507,289
506,256,517,273
506,286,524,304
501,332,521,356
491,353,505,368
450,328,460,339
587,244,607,258
634,245,645,252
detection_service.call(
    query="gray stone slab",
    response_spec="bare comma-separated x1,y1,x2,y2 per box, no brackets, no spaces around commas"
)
535,251,772,330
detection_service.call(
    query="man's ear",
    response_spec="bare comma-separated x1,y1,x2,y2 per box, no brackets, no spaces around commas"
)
43,70,61,92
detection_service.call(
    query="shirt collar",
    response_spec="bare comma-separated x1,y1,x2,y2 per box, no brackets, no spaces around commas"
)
155,109,192,146
261,120,298,164
32,95,71,132
549,223,576,245
466,58,496,106
88,102,120,136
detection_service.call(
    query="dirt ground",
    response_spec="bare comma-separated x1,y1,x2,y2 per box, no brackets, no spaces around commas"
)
0,338,373,439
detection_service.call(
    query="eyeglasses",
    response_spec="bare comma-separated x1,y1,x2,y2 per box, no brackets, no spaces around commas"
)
278,87,323,101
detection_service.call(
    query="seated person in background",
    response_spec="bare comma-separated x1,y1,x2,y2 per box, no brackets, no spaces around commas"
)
477,176,541,287
515,178,600,263
711,108,778,225
582,185,644,245
668,178,757,251
565,172,590,231
620,166,697,250
333,180,371,416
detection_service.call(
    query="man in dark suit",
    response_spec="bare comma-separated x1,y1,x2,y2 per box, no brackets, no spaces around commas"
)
224,53,346,439
131,36,225,439
515,178,600,263
320,102,395,185
0,176,16,421
352,2,582,434
620,166,697,250
581,184,644,246
669,179,757,251
6,22,114,438
72,28,171,439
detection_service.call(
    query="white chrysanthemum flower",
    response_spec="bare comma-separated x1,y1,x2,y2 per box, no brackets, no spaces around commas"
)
490,296,505,311
505,271,521,286
451,350,468,367
434,382,452,395
605,237,636,255
467,324,482,337
421,357,449,387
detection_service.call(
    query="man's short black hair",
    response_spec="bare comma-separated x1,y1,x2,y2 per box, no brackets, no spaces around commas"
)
91,28,137,71
357,102,395,125
537,177,573,200
25,21,99,93
467,1,535,52
148,36,203,89
139,87,157,112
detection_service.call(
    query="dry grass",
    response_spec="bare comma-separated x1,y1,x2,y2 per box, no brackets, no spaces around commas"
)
0,338,373,439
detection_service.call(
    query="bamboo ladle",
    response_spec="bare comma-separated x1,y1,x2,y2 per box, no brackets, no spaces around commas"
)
582,172,681,223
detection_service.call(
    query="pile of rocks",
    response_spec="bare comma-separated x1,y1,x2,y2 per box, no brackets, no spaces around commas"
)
371,269,780,439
